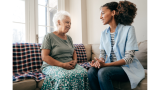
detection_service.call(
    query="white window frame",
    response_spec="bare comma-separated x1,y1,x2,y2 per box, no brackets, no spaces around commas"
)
25,0,65,43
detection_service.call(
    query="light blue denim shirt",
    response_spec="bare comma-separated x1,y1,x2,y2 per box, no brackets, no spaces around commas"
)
99,23,145,89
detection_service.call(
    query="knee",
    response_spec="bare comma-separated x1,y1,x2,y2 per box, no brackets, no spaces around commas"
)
98,68,110,80
87,67,97,76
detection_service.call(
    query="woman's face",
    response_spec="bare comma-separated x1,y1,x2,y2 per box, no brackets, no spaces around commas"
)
58,16,71,33
100,7,113,25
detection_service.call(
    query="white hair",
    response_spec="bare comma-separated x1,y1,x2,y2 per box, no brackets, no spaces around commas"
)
53,11,71,30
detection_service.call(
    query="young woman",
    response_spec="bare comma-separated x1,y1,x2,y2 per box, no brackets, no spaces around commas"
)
88,1,145,90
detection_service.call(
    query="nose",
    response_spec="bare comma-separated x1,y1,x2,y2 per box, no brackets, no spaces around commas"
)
100,14,102,19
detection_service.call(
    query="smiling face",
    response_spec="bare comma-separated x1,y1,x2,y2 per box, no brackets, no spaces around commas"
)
100,7,115,25
58,16,71,33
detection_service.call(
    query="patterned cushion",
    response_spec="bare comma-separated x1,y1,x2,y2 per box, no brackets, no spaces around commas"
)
13,43,88,82
74,44,88,63
78,62,91,70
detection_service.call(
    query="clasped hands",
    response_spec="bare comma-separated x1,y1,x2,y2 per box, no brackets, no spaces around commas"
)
90,57,106,68
62,60,77,70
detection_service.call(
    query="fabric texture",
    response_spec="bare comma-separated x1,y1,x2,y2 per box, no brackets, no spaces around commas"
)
40,33,75,70
41,65,90,90
74,44,88,63
13,43,46,82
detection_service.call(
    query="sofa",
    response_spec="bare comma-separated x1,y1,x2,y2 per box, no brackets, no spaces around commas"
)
13,40,147,90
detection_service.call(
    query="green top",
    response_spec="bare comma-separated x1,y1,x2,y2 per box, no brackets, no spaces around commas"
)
40,32,75,70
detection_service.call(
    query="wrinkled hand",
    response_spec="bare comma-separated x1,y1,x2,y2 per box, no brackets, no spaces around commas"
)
69,60,77,67
94,57,106,68
63,61,75,70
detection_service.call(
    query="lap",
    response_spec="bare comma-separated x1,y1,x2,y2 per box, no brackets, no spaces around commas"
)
42,64,88,79
88,66,129,81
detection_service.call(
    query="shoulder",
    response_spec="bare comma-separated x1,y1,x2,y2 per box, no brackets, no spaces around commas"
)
119,24,135,32
44,32,55,41
101,27,109,35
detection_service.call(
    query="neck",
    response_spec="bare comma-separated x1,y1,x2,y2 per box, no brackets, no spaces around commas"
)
56,29,65,36
109,20,118,32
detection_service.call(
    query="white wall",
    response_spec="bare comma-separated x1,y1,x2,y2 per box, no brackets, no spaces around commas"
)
65,0,88,44
66,0,147,44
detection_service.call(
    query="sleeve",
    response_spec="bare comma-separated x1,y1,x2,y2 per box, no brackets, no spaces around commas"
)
125,26,139,51
40,33,51,50
123,50,135,65
99,32,107,60
99,50,107,61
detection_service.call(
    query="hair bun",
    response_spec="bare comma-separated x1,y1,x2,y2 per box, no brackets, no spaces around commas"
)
116,1,137,25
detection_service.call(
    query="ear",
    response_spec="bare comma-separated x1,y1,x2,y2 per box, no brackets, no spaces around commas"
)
58,20,60,25
112,10,116,16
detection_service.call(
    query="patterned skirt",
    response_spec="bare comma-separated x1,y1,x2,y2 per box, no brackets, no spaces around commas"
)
41,64,90,90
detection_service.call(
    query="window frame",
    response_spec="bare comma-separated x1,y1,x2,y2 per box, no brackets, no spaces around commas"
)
25,0,65,43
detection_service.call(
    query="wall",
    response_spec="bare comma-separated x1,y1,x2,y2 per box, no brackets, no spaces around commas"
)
65,0,88,44
66,0,147,44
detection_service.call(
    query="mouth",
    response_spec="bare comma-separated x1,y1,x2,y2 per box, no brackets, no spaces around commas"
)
66,27,70,30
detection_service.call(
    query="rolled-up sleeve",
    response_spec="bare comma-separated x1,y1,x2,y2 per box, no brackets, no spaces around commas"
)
99,32,107,60
126,26,139,51
123,50,135,65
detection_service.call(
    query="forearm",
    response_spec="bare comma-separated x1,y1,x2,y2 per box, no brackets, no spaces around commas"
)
72,50,77,63
105,59,126,66
42,55,64,67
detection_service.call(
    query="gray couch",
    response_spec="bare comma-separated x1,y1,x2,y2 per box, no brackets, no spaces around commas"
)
13,40,147,90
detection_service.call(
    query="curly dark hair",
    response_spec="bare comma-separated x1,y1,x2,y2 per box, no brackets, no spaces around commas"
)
101,1,137,25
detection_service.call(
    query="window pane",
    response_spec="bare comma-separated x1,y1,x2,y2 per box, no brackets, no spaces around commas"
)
38,26,54,43
38,0,47,6
48,0,57,8
38,5,57,26
38,0,57,8
13,23,25,43
12,0,25,23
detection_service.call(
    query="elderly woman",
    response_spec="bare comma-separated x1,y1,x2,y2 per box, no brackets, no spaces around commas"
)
40,11,90,90
88,1,145,90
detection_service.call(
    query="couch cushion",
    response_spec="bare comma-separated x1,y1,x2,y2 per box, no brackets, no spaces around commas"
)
13,79,36,90
135,40,147,69
83,44,92,61
91,44,100,60
38,79,44,89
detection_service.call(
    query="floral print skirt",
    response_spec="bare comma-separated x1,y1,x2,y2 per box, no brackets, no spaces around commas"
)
41,64,90,90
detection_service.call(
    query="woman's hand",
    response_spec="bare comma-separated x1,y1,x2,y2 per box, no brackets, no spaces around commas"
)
62,62,75,70
95,57,106,68
90,60,101,68
69,60,77,67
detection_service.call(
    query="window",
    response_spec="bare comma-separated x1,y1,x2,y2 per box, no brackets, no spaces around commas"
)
12,0,25,43
38,0,58,43
12,0,64,43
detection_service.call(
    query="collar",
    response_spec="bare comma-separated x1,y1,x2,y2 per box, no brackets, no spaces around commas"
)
105,23,121,34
